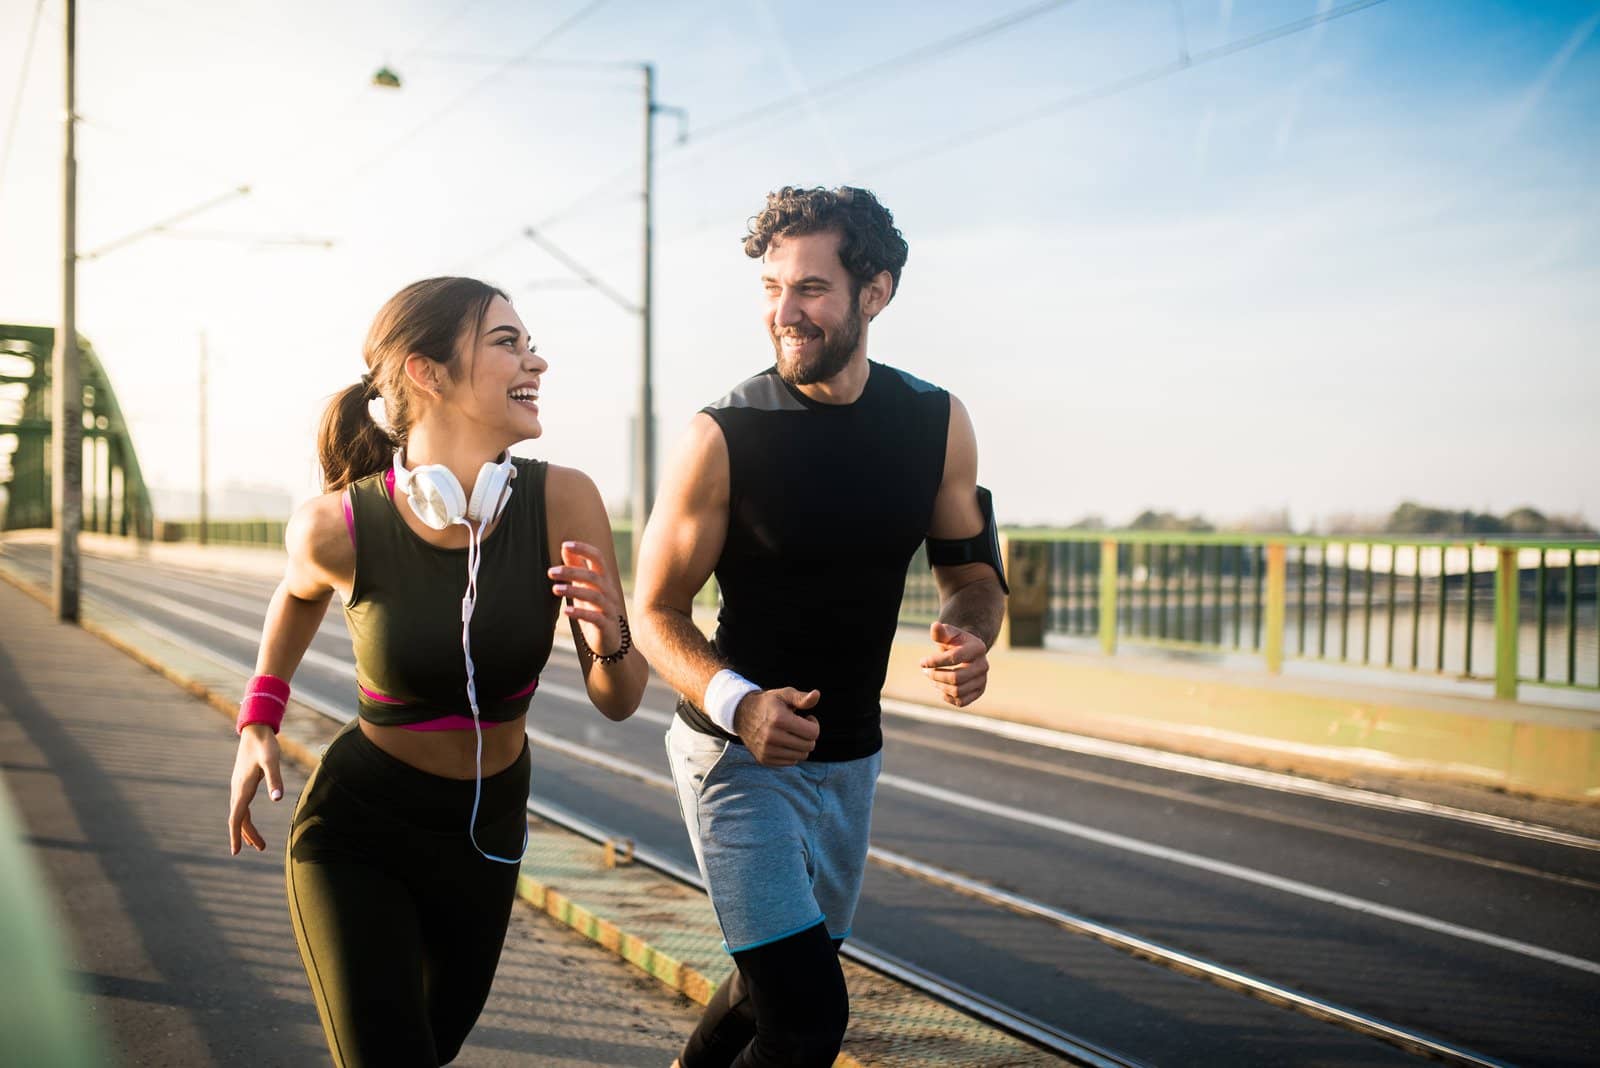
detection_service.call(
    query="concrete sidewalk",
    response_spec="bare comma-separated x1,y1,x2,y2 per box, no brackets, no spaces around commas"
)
0,578,702,1067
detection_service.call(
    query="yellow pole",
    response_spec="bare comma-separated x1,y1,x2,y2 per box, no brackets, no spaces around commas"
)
1264,542,1287,673
1098,539,1119,655
1493,547,1520,700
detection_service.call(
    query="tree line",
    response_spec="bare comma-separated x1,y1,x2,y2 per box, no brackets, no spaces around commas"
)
1041,502,1595,536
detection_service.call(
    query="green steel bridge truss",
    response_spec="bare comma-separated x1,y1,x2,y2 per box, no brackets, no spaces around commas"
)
0,324,154,538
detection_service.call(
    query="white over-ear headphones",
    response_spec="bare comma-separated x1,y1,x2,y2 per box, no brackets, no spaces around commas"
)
389,445,527,865
392,449,516,530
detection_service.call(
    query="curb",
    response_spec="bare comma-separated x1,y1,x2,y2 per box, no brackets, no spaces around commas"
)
516,876,722,1008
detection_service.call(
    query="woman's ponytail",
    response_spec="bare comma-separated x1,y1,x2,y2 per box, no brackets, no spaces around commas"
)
319,277,505,494
317,379,394,493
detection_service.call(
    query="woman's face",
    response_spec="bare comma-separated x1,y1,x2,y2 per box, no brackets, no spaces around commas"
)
449,295,549,444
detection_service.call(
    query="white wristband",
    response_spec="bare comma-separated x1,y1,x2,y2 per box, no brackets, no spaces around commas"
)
703,669,760,735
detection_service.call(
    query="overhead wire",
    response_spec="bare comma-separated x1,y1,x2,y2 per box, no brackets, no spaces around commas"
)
689,0,1088,146
863,0,1394,175
646,0,1396,248
507,0,1088,245
0,0,49,209
404,0,493,58
442,0,1398,274
344,0,613,180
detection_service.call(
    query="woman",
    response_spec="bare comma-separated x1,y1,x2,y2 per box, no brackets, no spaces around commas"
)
225,276,647,1066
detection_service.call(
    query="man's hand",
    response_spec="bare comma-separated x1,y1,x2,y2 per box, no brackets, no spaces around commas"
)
733,687,821,767
920,622,990,707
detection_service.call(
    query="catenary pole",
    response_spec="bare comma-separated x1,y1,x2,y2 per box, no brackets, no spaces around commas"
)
52,0,81,622
632,62,657,568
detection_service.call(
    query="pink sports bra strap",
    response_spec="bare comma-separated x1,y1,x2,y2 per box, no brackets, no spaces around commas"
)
343,489,356,547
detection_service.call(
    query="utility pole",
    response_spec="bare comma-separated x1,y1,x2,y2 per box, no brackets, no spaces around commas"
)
198,332,209,546
52,0,81,622
632,62,657,559
489,59,682,567
631,64,686,566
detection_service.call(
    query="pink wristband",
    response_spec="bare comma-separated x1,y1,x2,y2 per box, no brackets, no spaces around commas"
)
237,674,291,735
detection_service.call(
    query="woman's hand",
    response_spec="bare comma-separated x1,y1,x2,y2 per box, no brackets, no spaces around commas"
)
228,724,284,855
549,539,626,657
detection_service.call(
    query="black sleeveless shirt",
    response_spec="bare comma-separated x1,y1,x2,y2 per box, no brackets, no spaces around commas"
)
677,361,950,761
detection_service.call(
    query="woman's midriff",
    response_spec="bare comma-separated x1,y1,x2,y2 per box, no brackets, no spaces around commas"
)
358,715,528,780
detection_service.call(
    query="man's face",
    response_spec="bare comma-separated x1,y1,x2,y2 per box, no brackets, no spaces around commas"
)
761,231,862,386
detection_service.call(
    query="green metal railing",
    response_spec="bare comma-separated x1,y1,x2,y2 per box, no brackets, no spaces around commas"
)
155,519,288,547
920,532,1599,700
115,519,1600,701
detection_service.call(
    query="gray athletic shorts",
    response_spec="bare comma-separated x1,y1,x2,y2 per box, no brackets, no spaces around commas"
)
665,714,881,953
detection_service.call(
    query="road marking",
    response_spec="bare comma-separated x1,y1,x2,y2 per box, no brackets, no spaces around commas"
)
877,772,1600,977
882,726,1600,892
55,561,1600,976
537,678,674,727
69,543,1600,853
516,687,1600,976
85,556,350,643
62,569,354,676
880,698,1600,852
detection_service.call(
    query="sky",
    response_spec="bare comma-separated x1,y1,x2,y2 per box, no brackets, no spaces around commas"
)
1,0,1596,530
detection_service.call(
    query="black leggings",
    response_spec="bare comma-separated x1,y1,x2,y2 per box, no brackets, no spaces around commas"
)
680,921,849,1068
285,721,531,1067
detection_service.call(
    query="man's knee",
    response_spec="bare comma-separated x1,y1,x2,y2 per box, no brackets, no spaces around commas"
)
732,922,848,1067
767,985,848,1064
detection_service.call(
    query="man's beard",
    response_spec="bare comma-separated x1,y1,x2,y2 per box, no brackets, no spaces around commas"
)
772,294,862,386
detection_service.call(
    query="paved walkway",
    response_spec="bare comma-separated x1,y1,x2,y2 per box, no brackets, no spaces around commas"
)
0,578,701,1067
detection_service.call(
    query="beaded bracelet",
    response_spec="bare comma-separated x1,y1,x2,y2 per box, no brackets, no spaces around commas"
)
577,615,632,665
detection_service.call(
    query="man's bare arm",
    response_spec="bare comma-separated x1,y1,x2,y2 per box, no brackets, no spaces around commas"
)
922,395,1006,706
633,413,731,704
634,413,822,765
935,566,1005,649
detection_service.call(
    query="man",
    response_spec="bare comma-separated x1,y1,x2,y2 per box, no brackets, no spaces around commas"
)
634,185,1008,1068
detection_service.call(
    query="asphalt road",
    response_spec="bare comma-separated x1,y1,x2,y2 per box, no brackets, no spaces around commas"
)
7,542,1597,1067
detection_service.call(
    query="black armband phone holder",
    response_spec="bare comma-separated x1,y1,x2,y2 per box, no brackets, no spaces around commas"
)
925,485,1009,594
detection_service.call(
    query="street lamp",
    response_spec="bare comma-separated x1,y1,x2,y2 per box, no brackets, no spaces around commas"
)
373,58,685,556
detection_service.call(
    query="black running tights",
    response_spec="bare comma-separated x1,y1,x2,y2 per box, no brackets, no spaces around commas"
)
679,920,848,1068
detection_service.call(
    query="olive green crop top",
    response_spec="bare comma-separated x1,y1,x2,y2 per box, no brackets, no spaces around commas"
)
343,458,561,726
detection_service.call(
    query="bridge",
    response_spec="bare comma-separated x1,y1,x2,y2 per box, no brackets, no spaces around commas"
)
0,324,154,539
1,339,1597,1066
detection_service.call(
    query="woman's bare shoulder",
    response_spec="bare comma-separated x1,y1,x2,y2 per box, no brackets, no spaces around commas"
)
541,464,611,539
542,463,601,504
285,489,354,592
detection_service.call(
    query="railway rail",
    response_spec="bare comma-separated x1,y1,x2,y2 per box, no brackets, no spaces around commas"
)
5,542,1595,1066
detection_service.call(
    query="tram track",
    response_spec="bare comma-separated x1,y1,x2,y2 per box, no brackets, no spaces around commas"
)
505,693,1517,1067
5,541,1597,1066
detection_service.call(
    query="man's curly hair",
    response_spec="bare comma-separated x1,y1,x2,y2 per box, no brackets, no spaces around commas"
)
743,186,908,303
